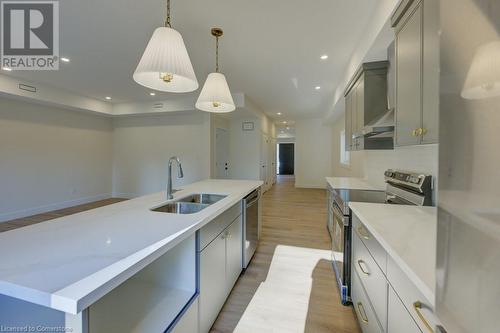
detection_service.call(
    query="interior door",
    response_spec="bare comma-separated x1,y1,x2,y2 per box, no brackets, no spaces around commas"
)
278,143,294,175
215,128,229,179
260,134,268,189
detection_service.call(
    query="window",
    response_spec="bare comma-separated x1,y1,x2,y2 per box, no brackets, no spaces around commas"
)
340,130,350,166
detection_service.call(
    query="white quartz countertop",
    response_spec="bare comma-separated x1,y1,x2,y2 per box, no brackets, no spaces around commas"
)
0,179,262,314
326,177,383,191
348,202,437,305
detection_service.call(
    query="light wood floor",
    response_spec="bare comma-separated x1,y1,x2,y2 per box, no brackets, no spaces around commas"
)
0,198,128,232
211,175,361,333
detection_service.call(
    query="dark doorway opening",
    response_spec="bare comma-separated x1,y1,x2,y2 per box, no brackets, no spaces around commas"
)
278,143,294,175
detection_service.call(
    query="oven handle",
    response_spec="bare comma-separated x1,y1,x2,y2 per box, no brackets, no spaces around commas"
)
332,203,349,226
245,190,260,207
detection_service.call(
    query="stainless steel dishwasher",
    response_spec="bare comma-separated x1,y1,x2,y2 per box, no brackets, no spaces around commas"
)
242,189,260,269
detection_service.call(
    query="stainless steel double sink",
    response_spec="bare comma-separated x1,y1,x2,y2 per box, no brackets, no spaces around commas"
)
152,193,227,214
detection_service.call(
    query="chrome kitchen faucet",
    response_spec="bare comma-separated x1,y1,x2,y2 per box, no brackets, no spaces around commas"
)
167,156,184,200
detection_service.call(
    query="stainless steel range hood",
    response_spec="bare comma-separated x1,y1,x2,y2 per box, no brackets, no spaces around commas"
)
353,108,395,138
354,41,396,140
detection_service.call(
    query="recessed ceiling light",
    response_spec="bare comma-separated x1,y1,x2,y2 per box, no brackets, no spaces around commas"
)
277,112,282,116
315,86,321,90
105,96,112,100
2,67,12,71
320,55,328,60
282,121,287,124
149,92,156,96
60,57,70,63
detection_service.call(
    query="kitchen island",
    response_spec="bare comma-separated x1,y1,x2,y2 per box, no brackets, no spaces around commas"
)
0,179,262,333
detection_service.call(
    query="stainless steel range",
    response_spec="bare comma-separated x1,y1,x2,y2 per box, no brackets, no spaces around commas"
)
327,169,434,305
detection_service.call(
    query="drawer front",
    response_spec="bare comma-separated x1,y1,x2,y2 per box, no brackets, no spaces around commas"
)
353,214,387,273
388,286,422,333
199,203,241,250
353,230,388,330
351,269,384,333
387,256,438,333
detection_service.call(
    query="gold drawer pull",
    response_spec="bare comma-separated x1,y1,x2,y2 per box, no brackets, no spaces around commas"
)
357,260,370,276
356,226,370,240
413,301,434,333
357,302,369,323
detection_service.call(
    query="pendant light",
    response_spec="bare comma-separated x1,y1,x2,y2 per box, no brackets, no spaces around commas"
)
461,41,500,100
196,28,236,113
133,0,198,93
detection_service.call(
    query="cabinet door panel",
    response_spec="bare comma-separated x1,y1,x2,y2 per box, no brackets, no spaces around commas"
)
345,92,353,151
356,77,365,134
226,216,243,294
395,2,423,146
421,0,439,144
351,84,358,150
388,287,422,333
199,235,226,333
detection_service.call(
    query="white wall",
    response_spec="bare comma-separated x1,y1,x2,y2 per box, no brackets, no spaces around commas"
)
363,145,438,189
330,116,439,198
0,98,113,222
294,118,333,188
331,113,365,178
228,117,261,180
210,114,230,178
111,112,211,197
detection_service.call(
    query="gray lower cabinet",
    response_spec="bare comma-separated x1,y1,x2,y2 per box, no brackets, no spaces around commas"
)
352,271,384,333
388,287,422,333
352,213,440,333
392,0,439,146
199,231,228,333
199,206,243,333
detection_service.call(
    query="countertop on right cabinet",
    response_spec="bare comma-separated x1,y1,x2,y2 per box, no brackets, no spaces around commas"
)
348,202,437,305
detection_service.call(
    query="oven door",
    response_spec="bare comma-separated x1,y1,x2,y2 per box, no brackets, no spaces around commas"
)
331,202,350,304
327,189,334,238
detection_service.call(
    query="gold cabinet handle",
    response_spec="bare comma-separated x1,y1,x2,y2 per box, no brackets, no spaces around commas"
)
355,226,370,240
357,260,370,276
421,128,428,135
412,129,418,137
357,302,369,323
413,301,434,333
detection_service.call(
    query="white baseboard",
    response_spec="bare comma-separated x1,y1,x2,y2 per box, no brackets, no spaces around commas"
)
294,183,327,189
0,193,112,223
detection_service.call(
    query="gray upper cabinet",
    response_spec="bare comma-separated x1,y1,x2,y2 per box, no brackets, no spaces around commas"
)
392,0,439,146
345,90,353,151
344,61,392,151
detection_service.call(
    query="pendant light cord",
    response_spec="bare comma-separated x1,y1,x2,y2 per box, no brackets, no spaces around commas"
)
215,35,219,72
165,0,171,27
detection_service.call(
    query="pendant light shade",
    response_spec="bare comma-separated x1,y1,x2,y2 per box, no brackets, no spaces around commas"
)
196,72,235,112
462,40,500,100
133,0,198,93
196,28,235,113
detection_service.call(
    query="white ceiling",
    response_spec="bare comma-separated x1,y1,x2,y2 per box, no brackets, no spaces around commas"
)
3,0,379,120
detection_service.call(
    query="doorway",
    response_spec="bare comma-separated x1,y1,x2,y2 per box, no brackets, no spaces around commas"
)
277,143,294,175
215,128,229,179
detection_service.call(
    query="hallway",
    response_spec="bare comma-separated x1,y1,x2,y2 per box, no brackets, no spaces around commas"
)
211,176,361,332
